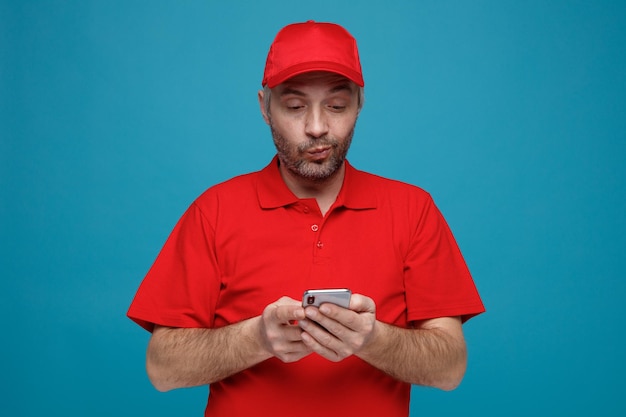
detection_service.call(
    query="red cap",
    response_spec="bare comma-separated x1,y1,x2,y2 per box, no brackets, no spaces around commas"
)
262,21,364,88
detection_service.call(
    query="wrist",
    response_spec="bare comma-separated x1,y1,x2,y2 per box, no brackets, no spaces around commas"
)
357,320,387,362
246,315,274,362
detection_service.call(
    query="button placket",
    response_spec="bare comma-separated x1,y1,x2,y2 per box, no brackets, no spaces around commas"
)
310,222,324,250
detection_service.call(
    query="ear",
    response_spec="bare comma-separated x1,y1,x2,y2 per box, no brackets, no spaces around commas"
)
258,90,270,125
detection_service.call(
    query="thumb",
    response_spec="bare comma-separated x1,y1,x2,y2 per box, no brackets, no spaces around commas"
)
349,293,376,313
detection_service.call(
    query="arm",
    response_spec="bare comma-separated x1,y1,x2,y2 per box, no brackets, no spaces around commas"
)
298,294,467,390
146,297,310,391
359,317,467,390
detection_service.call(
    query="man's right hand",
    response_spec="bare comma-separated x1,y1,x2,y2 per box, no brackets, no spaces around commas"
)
146,296,312,391
258,296,312,363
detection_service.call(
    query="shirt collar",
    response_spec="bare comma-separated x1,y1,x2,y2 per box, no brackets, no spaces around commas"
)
257,156,299,209
257,155,377,210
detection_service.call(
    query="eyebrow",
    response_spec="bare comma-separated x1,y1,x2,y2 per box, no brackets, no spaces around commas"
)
329,83,353,94
279,87,306,97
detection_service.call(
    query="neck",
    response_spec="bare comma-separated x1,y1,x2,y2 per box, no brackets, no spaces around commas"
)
279,162,345,216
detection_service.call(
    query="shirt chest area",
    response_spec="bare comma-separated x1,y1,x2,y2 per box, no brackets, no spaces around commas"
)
212,200,410,324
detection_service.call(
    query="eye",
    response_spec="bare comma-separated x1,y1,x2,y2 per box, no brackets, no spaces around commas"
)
284,99,306,111
326,103,347,112
326,97,350,112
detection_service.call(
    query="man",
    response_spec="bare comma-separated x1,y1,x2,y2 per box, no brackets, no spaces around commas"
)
128,21,484,417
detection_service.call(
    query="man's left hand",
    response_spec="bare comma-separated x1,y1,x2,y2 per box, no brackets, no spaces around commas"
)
298,293,376,362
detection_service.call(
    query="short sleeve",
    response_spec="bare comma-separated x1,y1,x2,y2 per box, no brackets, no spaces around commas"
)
127,202,222,332
404,196,485,323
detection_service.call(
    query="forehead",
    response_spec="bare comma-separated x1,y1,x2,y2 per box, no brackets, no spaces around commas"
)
275,71,356,94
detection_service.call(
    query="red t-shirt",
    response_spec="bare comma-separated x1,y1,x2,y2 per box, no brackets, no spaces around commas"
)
128,157,485,417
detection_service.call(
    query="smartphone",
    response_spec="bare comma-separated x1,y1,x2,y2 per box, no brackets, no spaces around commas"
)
302,288,352,309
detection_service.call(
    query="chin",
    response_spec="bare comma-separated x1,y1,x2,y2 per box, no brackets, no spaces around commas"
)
297,159,343,181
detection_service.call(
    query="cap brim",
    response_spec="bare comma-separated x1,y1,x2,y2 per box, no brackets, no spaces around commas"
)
264,61,364,88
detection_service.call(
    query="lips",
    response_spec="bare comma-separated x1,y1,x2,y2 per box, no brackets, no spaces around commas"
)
308,146,330,154
306,146,332,160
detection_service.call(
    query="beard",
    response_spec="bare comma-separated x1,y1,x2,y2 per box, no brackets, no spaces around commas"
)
270,124,355,182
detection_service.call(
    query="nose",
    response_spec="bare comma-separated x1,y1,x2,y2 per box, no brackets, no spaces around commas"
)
304,106,329,139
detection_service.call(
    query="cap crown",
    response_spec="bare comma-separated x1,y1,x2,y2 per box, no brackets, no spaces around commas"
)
262,21,364,88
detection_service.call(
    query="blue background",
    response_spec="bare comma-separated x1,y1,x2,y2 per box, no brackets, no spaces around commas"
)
2,1,625,415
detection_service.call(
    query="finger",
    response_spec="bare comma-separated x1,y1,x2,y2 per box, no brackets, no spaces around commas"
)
348,293,376,313
277,305,306,323
282,325,307,342
268,303,305,324
262,321,312,361
272,335,313,362
300,329,344,362
299,317,346,348
306,305,357,335
304,305,375,353
275,344,312,364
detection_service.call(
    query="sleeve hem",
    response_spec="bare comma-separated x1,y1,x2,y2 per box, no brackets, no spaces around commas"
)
407,304,486,324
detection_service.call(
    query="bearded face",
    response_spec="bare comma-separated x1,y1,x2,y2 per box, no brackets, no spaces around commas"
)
270,123,355,181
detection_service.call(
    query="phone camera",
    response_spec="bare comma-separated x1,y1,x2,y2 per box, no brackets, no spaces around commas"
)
306,295,315,305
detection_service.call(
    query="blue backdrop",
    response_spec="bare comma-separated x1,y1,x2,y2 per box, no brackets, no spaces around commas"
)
2,1,625,415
